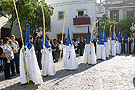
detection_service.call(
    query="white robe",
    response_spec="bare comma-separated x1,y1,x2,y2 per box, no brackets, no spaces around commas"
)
82,43,96,64
62,45,78,70
119,43,121,53
108,39,111,56
134,68,135,77
125,43,127,53
104,42,109,58
20,46,43,85
116,41,120,54
111,40,116,56
41,47,56,76
131,42,134,53
97,44,106,60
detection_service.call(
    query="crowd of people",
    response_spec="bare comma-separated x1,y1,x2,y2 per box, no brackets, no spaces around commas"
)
121,36,134,54
0,35,20,79
0,34,87,80
0,33,134,81
35,36,89,68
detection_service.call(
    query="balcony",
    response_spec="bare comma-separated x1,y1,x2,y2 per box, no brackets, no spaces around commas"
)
73,17,91,26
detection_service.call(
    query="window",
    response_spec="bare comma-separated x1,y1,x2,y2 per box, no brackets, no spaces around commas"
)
127,11,134,17
77,9,87,17
78,11,84,16
58,11,64,20
110,10,119,22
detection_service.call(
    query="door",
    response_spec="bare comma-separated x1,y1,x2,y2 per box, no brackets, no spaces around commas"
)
1,28,11,39
57,34,65,40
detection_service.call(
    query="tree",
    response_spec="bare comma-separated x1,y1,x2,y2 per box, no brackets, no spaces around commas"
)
99,14,110,37
0,0,54,36
99,14,117,38
116,16,135,37
111,14,117,37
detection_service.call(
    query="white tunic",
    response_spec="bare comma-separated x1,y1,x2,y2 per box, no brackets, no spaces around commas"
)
107,39,111,56
62,45,78,70
82,43,96,64
104,42,109,58
119,43,121,53
20,46,43,85
111,40,116,56
97,44,106,60
41,47,56,76
131,42,134,53
116,41,120,54
125,43,127,53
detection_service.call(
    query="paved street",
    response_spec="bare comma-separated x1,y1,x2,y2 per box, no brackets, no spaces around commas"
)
0,54,135,90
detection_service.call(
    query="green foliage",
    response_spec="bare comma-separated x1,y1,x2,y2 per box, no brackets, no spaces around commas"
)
99,14,110,37
0,0,54,35
99,14,117,37
116,16,135,37
100,14,135,37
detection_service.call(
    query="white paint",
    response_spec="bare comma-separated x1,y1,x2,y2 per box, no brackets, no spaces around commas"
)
0,16,9,29
107,7,123,9
119,9,122,21
108,10,110,19
110,1,122,4
46,0,95,5
46,0,97,39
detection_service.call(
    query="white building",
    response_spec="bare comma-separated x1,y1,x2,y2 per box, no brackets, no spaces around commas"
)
96,2,105,19
46,0,97,40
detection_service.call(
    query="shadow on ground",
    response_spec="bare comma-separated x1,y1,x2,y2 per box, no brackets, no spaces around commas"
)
1,53,134,90
133,77,135,88
0,73,20,82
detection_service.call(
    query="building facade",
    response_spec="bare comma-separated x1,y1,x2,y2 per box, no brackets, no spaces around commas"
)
46,0,97,40
96,3,105,19
103,0,135,22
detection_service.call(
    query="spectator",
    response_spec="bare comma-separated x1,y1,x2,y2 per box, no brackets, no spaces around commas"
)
51,39,55,61
18,38,22,53
35,36,42,70
84,38,86,45
121,37,125,53
74,39,78,54
93,39,97,53
72,39,75,46
79,37,85,56
0,39,4,72
3,37,14,79
10,35,20,75
54,41,59,63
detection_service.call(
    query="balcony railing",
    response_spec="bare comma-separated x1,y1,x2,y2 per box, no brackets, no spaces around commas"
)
73,17,91,26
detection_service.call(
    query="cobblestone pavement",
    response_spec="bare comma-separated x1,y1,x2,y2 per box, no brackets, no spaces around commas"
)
0,54,135,90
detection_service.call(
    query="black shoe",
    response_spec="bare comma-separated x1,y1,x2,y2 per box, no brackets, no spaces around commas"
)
12,73,16,76
5,77,11,79
54,61,58,63
17,71,20,74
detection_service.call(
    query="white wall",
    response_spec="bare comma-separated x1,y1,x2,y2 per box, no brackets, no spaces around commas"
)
11,20,21,38
47,1,96,39
46,0,95,5
119,9,122,21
